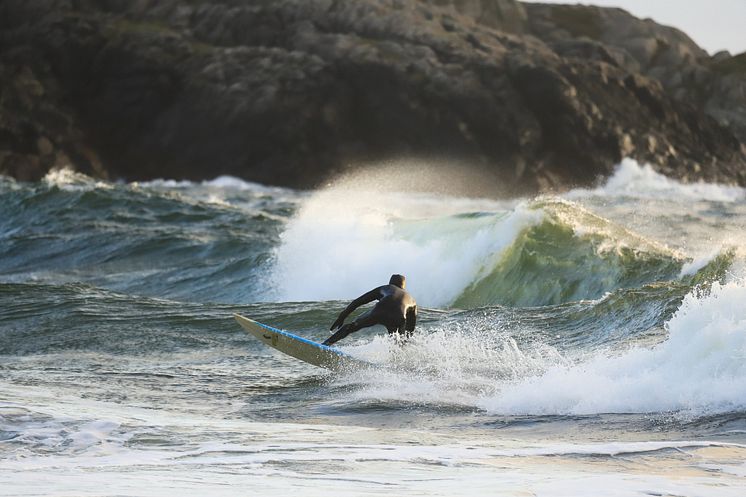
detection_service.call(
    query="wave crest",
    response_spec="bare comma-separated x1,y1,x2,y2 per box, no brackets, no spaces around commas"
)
273,192,690,308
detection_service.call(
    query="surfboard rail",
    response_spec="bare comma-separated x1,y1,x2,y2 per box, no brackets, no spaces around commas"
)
233,313,367,370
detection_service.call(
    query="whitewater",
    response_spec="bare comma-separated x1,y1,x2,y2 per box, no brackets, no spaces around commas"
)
1,158,745,496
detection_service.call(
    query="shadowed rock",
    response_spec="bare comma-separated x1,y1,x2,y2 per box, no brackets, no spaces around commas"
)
0,0,744,192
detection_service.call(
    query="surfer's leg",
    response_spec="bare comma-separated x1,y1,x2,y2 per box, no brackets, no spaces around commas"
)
389,325,411,345
323,311,378,346
323,323,355,346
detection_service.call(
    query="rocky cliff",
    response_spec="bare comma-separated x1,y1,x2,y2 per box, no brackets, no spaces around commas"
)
1,0,744,192
523,3,746,147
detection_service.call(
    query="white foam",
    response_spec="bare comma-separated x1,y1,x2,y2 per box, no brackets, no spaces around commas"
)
42,167,111,191
568,158,746,202
270,188,542,307
137,175,293,194
334,325,568,408
202,175,290,193
478,278,746,416
134,178,195,188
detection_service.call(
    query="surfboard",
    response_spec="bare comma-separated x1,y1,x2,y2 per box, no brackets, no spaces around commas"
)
233,313,369,370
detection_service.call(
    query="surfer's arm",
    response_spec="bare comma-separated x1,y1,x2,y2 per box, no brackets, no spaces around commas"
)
330,287,382,330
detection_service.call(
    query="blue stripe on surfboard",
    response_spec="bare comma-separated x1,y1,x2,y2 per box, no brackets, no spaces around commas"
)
251,319,352,358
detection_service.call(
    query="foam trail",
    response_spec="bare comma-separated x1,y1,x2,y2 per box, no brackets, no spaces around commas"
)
271,189,542,307
479,278,746,416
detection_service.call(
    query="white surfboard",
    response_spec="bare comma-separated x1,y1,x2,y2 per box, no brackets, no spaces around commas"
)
233,313,369,370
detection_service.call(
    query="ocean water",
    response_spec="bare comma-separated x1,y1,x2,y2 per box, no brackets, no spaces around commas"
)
1,158,745,496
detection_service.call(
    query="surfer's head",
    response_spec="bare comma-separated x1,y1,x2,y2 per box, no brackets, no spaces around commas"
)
389,274,406,289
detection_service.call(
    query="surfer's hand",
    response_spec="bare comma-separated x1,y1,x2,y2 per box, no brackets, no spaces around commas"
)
330,317,344,330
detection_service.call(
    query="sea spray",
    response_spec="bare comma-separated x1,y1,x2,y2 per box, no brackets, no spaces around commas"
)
271,187,543,306
335,327,568,408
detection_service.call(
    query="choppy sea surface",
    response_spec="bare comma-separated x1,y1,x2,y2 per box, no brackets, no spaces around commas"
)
1,159,745,496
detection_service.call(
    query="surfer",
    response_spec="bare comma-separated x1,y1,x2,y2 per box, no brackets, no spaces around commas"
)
323,274,417,346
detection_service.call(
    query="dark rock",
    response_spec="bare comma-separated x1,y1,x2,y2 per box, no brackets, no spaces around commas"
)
423,0,527,33
524,2,746,147
0,0,744,193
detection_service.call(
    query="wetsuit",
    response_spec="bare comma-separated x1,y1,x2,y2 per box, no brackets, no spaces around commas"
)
323,274,417,346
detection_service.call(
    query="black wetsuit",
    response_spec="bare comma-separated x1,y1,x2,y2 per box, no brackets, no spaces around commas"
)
323,277,417,346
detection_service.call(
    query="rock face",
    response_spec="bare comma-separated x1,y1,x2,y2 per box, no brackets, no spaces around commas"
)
523,3,746,148
424,0,527,32
0,0,744,191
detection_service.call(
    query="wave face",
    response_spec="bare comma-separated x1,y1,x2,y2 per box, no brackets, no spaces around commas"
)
0,170,300,303
452,199,687,307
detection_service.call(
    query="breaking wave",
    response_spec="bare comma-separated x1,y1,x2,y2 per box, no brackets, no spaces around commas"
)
272,189,693,308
